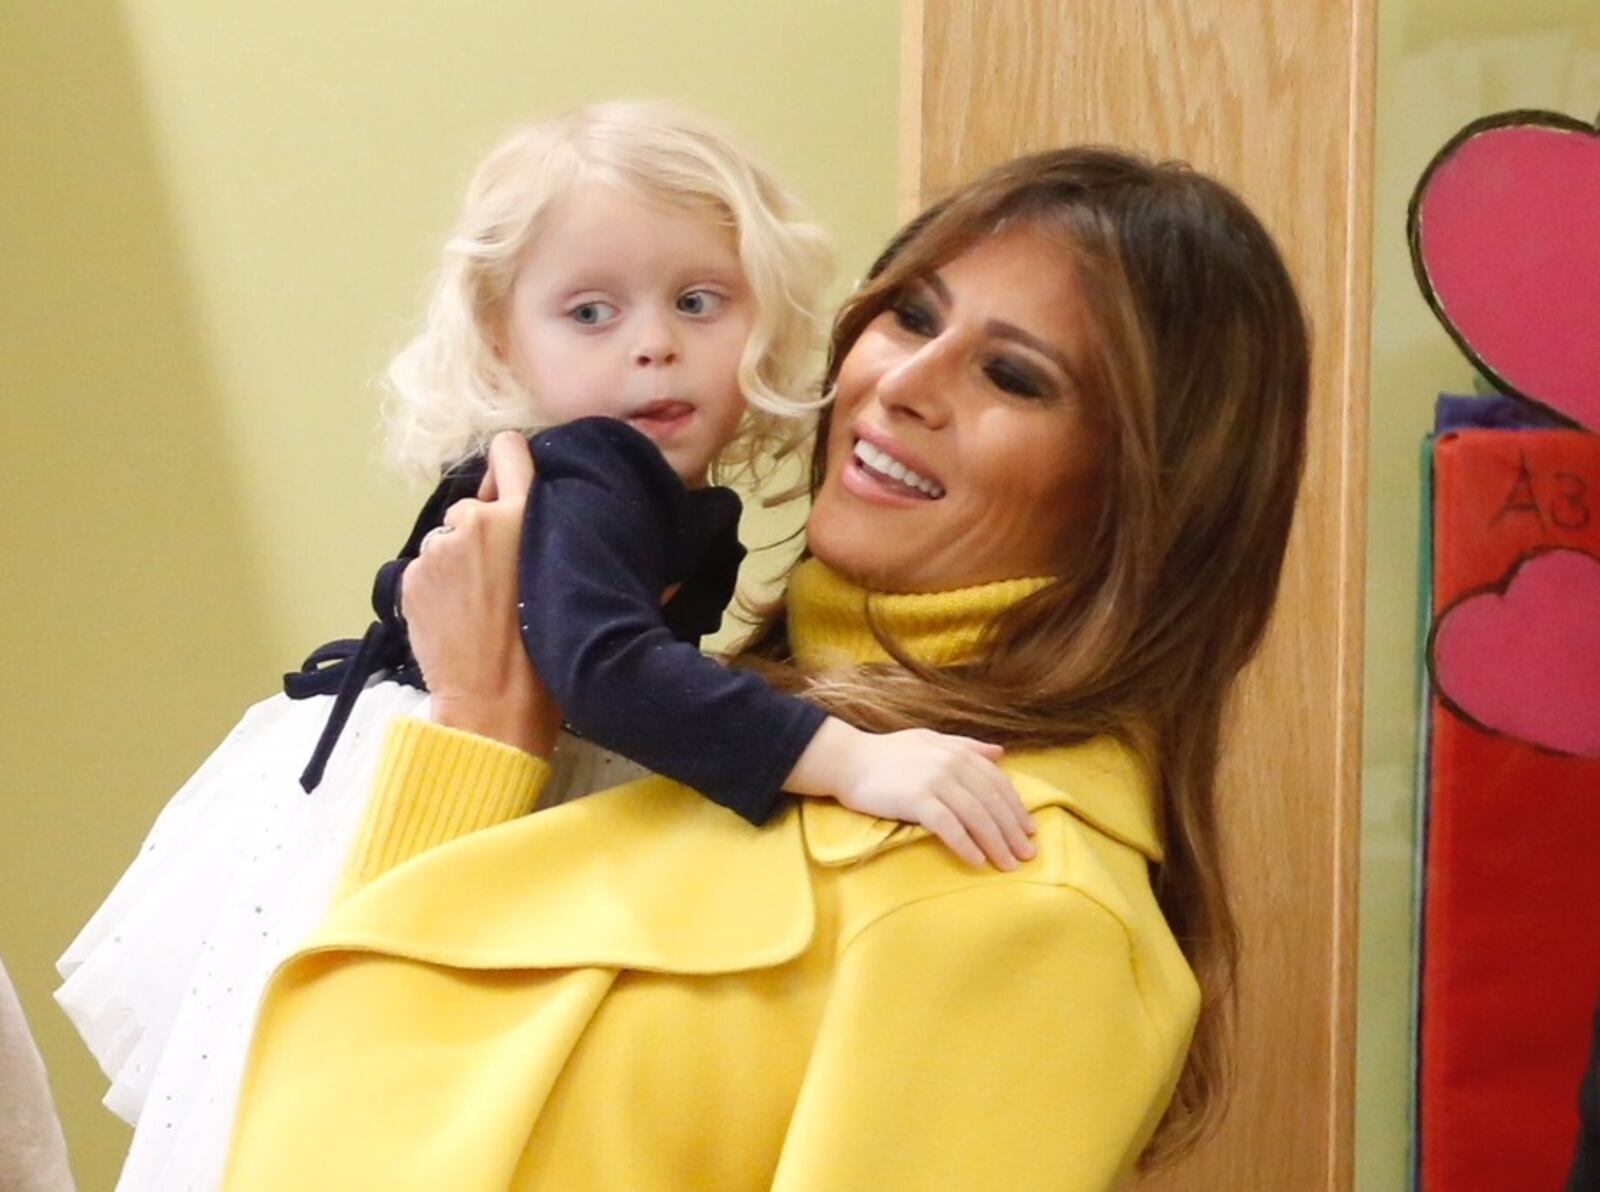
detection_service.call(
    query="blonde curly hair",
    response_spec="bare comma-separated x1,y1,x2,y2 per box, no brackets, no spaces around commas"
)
384,99,837,481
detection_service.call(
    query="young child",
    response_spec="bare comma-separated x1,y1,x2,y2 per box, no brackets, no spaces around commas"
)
57,101,1035,1192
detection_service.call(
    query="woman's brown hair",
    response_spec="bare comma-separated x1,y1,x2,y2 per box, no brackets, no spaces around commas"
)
732,146,1310,1164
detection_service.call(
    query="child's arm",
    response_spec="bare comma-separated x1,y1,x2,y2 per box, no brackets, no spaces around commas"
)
520,419,1034,868
784,720,1035,870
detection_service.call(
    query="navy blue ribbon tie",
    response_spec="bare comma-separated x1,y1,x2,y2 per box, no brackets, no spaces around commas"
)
286,559,421,792
284,459,485,793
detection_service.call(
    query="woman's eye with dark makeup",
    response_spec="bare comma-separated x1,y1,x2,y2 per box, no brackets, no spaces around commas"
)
890,295,937,336
986,359,1048,399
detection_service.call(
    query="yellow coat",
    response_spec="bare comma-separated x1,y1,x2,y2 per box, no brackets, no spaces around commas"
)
225,721,1198,1191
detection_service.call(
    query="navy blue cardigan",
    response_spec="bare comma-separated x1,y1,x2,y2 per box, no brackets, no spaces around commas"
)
288,417,825,826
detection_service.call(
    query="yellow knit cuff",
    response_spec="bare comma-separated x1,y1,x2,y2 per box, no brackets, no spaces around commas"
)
342,717,550,890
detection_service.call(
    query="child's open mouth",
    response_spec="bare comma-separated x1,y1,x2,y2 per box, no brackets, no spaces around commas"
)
628,400,696,437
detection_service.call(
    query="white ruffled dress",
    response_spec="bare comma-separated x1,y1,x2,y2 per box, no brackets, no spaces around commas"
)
55,679,647,1192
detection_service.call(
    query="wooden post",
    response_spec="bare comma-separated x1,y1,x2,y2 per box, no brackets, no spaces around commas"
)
902,1,1375,1185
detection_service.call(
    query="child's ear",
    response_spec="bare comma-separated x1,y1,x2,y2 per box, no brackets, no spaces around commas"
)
486,321,509,362
484,299,512,361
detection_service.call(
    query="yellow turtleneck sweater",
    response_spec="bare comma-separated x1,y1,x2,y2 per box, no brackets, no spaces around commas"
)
343,557,1053,887
784,557,1051,670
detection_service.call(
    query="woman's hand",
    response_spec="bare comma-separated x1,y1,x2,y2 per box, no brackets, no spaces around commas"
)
786,719,1038,869
401,431,561,758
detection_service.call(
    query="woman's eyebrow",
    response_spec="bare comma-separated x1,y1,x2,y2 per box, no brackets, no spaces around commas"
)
924,269,1081,388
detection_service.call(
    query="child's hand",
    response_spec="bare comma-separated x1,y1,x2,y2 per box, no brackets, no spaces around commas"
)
787,719,1037,870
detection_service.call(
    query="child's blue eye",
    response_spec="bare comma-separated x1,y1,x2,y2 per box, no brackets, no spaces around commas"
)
677,290,723,316
569,301,619,326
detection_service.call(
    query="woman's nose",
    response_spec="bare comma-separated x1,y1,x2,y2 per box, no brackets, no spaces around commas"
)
877,341,953,428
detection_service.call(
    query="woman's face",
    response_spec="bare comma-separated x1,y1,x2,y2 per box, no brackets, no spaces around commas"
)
806,226,1109,593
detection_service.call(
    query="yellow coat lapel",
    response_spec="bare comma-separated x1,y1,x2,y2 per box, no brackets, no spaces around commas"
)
308,776,816,974
301,738,1157,978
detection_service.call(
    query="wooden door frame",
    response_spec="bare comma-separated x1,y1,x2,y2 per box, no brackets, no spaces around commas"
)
899,2,1374,1186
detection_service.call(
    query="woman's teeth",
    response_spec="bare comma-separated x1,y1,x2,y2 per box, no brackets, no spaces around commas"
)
852,439,944,499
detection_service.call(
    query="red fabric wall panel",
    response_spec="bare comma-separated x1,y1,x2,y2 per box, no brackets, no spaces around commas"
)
1422,429,1600,1189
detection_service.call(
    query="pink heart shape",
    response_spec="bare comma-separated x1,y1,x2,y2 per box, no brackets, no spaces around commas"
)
1410,111,1600,429
1430,548,1600,757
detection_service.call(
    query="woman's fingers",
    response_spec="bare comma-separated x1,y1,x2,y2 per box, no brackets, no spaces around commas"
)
439,498,478,533
398,455,556,754
479,431,537,502
417,524,454,554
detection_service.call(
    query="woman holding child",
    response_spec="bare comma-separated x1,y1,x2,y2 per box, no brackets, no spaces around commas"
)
223,120,1309,1190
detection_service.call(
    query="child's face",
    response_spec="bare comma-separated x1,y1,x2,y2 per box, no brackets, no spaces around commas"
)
500,183,753,486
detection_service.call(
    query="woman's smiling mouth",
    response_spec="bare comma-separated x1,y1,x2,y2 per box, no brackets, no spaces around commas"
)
847,435,946,501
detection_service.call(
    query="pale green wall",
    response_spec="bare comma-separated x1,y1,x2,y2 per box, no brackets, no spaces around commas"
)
1358,3,1600,1188
0,3,898,1186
